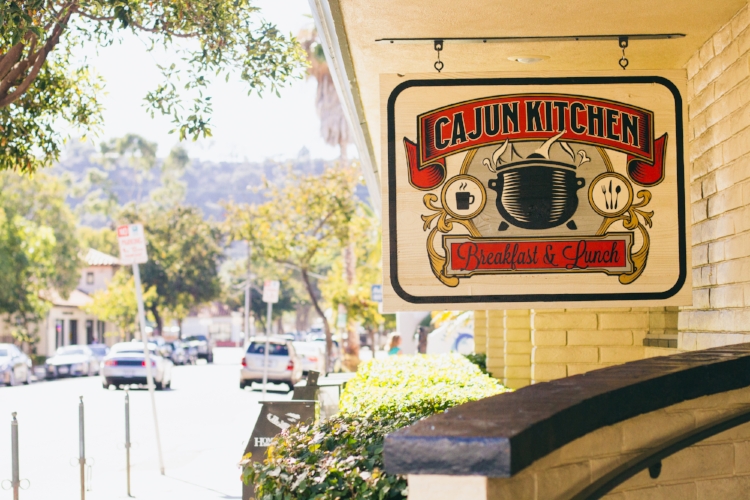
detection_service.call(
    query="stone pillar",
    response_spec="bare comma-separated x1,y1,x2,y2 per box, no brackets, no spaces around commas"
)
474,310,487,355
486,310,505,380
503,310,532,389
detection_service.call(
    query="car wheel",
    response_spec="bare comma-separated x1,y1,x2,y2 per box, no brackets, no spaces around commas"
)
286,382,295,393
207,354,213,364
240,381,246,390
155,380,164,390
165,380,171,389
102,380,110,390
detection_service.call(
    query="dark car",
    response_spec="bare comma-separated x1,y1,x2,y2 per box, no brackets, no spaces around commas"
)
185,335,213,363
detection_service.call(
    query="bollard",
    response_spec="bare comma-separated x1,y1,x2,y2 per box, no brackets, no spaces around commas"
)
11,412,19,500
79,396,85,500
125,390,132,497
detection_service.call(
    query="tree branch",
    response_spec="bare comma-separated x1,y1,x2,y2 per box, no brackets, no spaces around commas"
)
0,42,26,81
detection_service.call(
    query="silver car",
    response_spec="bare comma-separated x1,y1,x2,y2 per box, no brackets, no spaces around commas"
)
45,345,99,378
0,344,32,386
101,342,174,390
292,341,326,375
240,337,302,392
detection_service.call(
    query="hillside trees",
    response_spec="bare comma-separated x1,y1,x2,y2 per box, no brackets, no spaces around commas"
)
0,1,306,173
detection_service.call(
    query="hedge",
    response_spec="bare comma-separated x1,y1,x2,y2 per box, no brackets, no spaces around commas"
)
242,354,506,499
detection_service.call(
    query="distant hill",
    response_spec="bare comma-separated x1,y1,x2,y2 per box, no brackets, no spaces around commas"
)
53,141,369,224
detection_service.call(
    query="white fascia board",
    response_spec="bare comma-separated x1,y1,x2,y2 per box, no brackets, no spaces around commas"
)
308,0,382,216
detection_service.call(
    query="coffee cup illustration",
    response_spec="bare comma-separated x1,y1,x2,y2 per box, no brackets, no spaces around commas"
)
455,183,475,210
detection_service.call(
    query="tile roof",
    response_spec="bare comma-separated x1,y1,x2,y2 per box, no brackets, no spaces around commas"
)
83,248,120,267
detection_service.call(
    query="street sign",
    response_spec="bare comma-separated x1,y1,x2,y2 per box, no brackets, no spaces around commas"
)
116,224,148,264
262,280,280,304
371,284,383,303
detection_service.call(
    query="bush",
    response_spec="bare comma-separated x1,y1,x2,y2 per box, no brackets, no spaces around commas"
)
243,354,506,499
463,353,488,374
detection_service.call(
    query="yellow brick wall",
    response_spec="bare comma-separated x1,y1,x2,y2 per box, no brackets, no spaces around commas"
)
504,310,532,389
486,310,505,380
473,310,487,355
680,3,750,350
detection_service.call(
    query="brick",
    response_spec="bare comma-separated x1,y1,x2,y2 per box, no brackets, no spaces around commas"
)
504,365,531,379
715,54,750,98
567,330,633,346
716,257,750,285
710,285,745,308
735,440,750,473
622,483,697,500
505,341,532,354
696,475,750,500
567,363,607,376
532,312,597,330
702,173,718,197
504,353,530,367
708,240,726,262
693,288,710,309
689,82,715,120
693,244,708,265
730,99,750,136
533,346,598,364
691,180,704,203
535,462,590,500
699,38,716,66
504,316,530,329
692,199,708,222
679,331,698,350
731,5,750,38
620,410,695,452
714,23,735,55
532,330,566,346
531,363,566,381
733,205,750,233
504,328,530,342
688,55,702,80
599,313,648,330
723,120,750,163
599,347,645,364
740,25,750,55
697,333,729,349
504,378,530,390
708,184,743,217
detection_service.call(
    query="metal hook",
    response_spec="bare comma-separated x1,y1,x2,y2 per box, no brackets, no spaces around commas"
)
619,36,629,70
434,39,444,72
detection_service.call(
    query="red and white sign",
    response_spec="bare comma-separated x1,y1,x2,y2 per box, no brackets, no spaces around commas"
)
117,224,149,265
262,280,280,304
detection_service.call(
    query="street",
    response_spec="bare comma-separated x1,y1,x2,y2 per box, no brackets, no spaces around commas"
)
0,348,291,500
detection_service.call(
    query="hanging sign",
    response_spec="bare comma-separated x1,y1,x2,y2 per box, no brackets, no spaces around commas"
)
382,72,690,311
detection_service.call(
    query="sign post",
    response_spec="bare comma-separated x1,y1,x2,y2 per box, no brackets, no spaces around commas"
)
116,224,165,476
261,280,280,397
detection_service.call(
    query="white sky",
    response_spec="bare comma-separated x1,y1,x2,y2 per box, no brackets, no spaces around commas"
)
72,0,343,162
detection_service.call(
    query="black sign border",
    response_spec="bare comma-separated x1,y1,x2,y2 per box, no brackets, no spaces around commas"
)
387,76,687,304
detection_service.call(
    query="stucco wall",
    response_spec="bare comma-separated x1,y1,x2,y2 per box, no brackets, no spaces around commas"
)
680,2,750,350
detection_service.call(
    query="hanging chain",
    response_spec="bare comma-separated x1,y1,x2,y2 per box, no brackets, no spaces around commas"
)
434,40,444,72
619,36,629,70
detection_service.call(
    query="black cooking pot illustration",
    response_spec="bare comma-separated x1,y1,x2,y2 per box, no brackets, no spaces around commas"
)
484,132,587,230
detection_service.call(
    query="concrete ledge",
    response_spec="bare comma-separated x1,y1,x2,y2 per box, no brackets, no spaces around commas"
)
384,343,750,477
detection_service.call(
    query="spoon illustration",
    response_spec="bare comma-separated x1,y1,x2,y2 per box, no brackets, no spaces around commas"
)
614,185,622,210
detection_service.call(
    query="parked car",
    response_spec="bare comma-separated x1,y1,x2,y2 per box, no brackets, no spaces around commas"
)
165,341,187,365
0,344,32,386
292,341,326,375
310,338,342,373
45,345,99,378
240,337,302,392
185,335,213,363
101,342,173,390
88,344,110,369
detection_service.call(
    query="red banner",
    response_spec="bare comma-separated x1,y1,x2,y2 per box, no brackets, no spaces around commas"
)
444,235,633,275
404,94,667,190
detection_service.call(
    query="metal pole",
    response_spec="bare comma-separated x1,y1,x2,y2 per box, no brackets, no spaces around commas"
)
244,243,251,347
262,301,272,397
79,397,85,500
11,412,19,500
132,263,166,475
125,390,131,497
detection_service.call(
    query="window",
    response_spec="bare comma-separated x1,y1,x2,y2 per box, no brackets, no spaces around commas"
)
86,320,94,344
69,320,78,345
247,342,289,356
86,272,94,284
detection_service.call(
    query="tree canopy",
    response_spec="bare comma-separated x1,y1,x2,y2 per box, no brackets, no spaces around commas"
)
0,170,81,342
0,1,306,173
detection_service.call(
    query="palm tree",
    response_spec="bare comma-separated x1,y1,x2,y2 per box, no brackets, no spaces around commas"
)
299,27,352,161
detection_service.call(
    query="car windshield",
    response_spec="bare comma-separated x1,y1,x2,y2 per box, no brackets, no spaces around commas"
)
0,349,8,357
247,342,289,356
293,342,321,355
89,346,108,356
56,347,85,356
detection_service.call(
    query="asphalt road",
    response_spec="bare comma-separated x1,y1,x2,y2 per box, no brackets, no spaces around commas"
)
0,347,291,500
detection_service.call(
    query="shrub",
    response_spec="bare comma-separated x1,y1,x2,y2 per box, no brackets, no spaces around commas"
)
463,353,488,374
243,354,506,499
